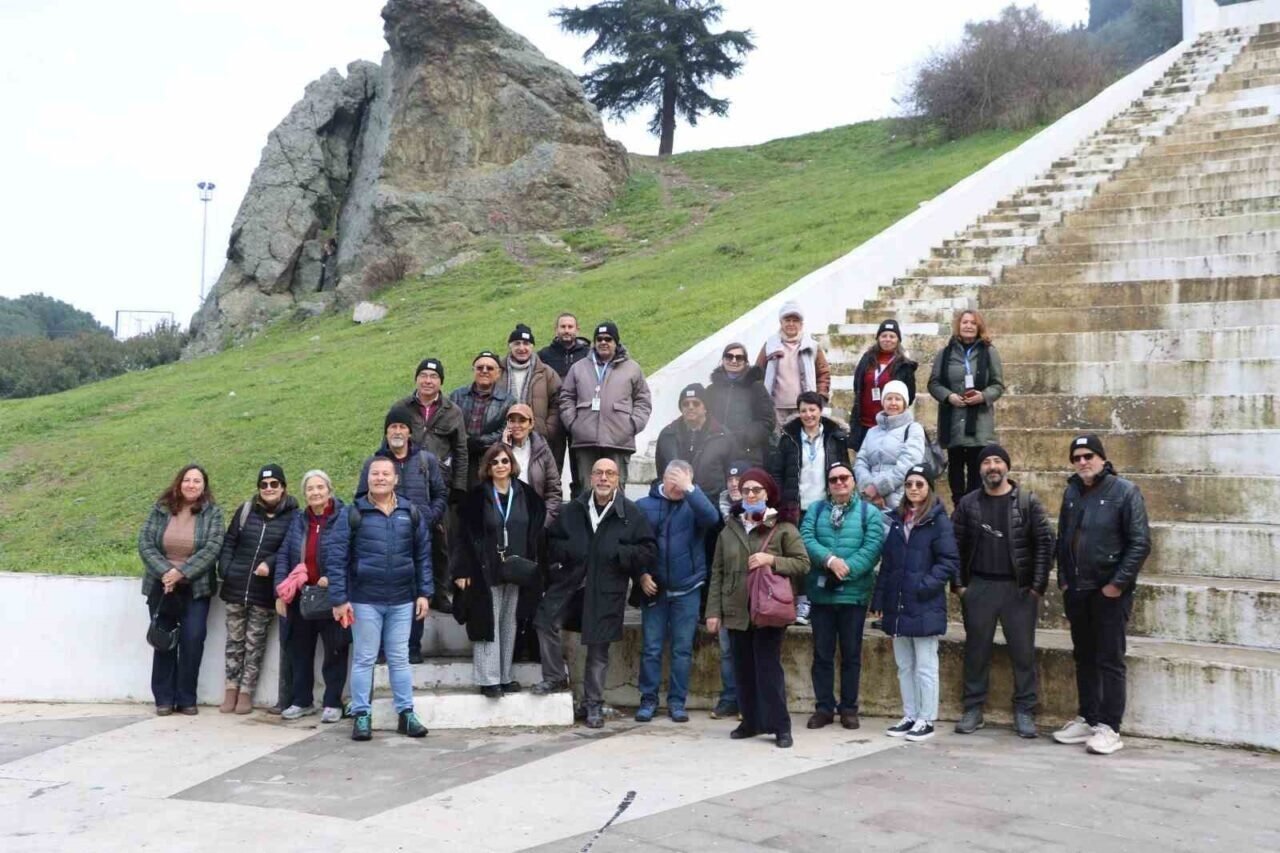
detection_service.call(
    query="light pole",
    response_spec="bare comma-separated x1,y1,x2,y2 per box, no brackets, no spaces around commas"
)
197,181,216,302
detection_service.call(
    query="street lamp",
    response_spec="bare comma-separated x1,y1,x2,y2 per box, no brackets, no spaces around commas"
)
197,181,216,302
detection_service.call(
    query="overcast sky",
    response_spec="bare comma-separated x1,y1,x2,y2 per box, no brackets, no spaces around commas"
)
0,0,1088,333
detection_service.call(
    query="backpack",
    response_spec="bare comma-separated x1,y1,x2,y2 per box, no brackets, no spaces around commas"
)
902,422,948,477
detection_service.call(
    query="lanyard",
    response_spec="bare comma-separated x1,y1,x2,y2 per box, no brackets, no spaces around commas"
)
963,344,979,376
493,485,514,548
594,358,611,386
873,359,890,384
803,430,820,463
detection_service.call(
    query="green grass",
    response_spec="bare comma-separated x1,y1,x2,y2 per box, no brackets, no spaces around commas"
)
0,120,1035,575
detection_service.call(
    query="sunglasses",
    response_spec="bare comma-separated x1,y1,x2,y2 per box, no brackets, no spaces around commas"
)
258,479,282,489
904,480,929,489
827,474,851,484
489,457,511,466
595,335,614,343
474,364,498,373
723,353,747,362
1072,453,1096,463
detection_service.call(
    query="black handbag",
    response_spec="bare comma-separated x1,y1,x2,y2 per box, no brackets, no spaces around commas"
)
146,614,179,652
298,584,332,620
497,550,539,587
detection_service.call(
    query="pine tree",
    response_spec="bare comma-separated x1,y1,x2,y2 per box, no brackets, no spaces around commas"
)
553,0,754,156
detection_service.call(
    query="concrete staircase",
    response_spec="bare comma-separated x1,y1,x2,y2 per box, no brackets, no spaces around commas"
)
820,24,1280,750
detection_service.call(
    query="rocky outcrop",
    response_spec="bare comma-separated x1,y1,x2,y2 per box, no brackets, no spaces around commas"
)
189,0,628,353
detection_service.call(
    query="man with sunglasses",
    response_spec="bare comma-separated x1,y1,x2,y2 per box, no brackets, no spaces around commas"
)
1052,434,1150,756
655,383,732,497
704,342,776,465
559,320,652,497
449,351,514,488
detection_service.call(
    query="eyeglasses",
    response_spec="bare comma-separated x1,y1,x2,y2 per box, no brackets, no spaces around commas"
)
723,353,747,363
592,469,619,478
259,480,282,489
741,485,766,496
827,474,851,484
489,457,511,466
595,336,614,343
1072,453,1096,463
904,481,929,490
474,364,498,373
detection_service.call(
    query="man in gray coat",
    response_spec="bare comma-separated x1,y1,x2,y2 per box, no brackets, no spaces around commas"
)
559,320,652,497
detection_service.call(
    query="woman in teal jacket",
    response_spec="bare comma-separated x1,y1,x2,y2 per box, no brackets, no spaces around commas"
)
800,460,885,730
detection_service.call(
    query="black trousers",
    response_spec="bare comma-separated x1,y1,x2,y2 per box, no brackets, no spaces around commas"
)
947,446,982,505
405,522,451,654
809,603,867,714
730,625,790,735
961,577,1039,712
1063,587,1133,732
148,593,210,709
288,602,350,709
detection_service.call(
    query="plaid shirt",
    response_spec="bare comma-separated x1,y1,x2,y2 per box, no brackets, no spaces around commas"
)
138,501,225,599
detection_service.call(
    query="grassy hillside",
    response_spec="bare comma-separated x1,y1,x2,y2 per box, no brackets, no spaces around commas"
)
0,120,1035,574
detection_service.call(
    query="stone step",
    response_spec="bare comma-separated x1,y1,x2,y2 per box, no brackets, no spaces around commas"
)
1001,253,1280,284
371,658,544,692
1202,82,1280,107
1049,210,1280,243
1105,166,1280,195
1125,138,1280,167
859,276,1280,310
1145,521,1280,582
992,357,1280,396
1013,471,1279,525
368,690,573,731
1065,194,1280,227
1087,180,1280,209
1108,153,1280,181
1158,119,1280,145
1025,231,1280,264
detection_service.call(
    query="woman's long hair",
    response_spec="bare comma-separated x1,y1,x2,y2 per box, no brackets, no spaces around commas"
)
904,479,938,520
952,309,993,345
158,463,214,514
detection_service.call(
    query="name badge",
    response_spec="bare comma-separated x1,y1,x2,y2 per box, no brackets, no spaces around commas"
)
591,397,602,412
964,374,976,390
871,387,881,402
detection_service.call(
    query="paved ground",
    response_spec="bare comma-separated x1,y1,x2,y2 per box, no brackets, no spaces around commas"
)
0,702,1275,852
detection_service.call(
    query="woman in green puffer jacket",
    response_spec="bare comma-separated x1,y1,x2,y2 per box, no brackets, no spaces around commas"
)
800,460,885,731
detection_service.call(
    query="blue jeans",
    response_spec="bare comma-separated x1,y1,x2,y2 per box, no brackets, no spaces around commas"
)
149,595,211,709
638,592,702,707
350,602,414,715
718,626,737,705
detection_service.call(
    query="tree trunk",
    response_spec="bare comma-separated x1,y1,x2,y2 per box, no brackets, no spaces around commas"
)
658,74,677,157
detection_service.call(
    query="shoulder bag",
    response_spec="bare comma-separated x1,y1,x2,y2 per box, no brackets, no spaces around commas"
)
746,526,795,628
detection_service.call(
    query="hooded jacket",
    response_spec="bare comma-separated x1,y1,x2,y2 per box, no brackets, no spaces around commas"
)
755,333,831,402
952,481,1054,594
853,409,927,511
500,352,562,441
636,481,721,599
871,501,959,637
399,391,469,493
704,365,776,464
324,496,433,606
538,335,593,378
772,415,853,520
654,416,733,495
1056,462,1151,592
218,494,300,609
559,344,653,452
514,430,563,523
356,442,448,528
705,510,810,632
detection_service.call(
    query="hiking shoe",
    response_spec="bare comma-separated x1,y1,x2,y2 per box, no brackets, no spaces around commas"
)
794,598,811,626
886,717,915,737
1085,724,1123,755
531,679,570,695
1014,710,1038,739
710,700,739,720
1052,716,1095,745
351,712,372,741
839,711,860,730
320,707,342,724
904,720,935,742
806,710,834,729
585,702,604,729
398,710,428,738
281,705,316,721
155,706,175,717
634,700,658,723
669,705,690,723
955,707,985,734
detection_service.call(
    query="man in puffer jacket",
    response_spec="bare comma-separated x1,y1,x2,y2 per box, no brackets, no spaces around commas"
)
326,457,432,742
634,460,721,723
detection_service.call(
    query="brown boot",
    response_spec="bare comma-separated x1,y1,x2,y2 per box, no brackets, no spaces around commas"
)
234,691,253,715
219,687,238,714
840,711,861,730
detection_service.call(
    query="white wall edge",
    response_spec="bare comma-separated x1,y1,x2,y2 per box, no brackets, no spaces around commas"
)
1190,0,1280,34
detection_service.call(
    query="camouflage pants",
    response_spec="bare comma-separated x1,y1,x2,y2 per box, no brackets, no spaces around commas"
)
224,603,273,692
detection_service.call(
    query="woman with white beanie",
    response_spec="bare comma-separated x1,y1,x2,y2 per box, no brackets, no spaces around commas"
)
853,380,926,513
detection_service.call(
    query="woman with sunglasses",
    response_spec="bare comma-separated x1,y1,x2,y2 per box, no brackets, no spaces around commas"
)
871,464,959,742
138,463,224,715
705,468,810,748
704,341,776,465
455,443,547,697
800,460,885,730
216,464,298,714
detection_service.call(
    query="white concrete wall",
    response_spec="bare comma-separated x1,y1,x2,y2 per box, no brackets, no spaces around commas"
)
1187,0,1280,34
633,37,1193,456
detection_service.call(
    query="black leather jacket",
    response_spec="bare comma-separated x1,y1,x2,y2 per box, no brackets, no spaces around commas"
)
1056,463,1151,592
951,481,1054,595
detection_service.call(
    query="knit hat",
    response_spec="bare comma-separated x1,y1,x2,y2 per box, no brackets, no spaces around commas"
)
1070,433,1107,460
977,444,1011,468
415,358,444,381
881,380,911,405
904,463,935,485
725,459,753,480
472,350,501,368
738,467,780,507
876,319,901,340
508,323,535,345
506,403,534,422
593,321,620,343
826,459,853,478
678,383,706,405
385,402,416,431
778,301,804,321
257,463,287,487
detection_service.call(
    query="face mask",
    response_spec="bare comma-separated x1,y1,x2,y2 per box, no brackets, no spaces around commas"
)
742,499,767,516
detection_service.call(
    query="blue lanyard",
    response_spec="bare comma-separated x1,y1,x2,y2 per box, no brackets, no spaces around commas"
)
963,344,979,375
493,486,514,547
803,430,820,463
594,358,611,386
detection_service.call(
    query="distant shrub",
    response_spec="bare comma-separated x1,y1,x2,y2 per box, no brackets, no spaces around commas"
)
361,253,414,292
0,323,189,399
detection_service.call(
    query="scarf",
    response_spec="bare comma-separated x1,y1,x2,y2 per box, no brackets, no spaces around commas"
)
936,338,990,440
589,492,616,532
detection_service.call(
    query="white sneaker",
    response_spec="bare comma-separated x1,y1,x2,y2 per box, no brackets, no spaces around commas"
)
1085,724,1124,755
795,598,811,626
1052,716,1095,745
281,705,317,721
320,707,342,724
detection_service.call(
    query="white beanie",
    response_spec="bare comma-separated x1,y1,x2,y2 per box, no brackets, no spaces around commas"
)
882,380,911,405
778,301,804,321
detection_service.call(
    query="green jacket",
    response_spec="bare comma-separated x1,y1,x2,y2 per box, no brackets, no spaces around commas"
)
706,515,810,631
137,502,225,599
800,497,885,606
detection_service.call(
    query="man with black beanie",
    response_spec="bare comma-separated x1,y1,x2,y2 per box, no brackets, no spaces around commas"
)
951,444,1054,739
1052,434,1150,756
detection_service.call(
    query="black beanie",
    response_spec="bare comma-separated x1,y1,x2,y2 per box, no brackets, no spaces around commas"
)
726,459,753,479
905,463,935,485
473,350,501,367
977,444,1011,468
876,319,901,339
257,463,286,487
385,402,416,431
593,320,620,343
415,358,444,382
508,323,534,345
1070,434,1107,460
679,383,706,404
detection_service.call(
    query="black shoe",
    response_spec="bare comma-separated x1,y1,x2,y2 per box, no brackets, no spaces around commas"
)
532,679,570,695
776,733,794,749
351,712,372,741
408,648,424,665
955,707,985,734
480,685,503,699
501,681,522,694
730,724,759,740
585,702,604,729
431,592,453,615
397,710,428,738
1014,709,1038,739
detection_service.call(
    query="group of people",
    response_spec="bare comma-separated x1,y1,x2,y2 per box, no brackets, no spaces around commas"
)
138,305,1150,756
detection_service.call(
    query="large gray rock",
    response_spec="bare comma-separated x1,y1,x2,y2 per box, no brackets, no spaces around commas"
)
189,0,627,354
